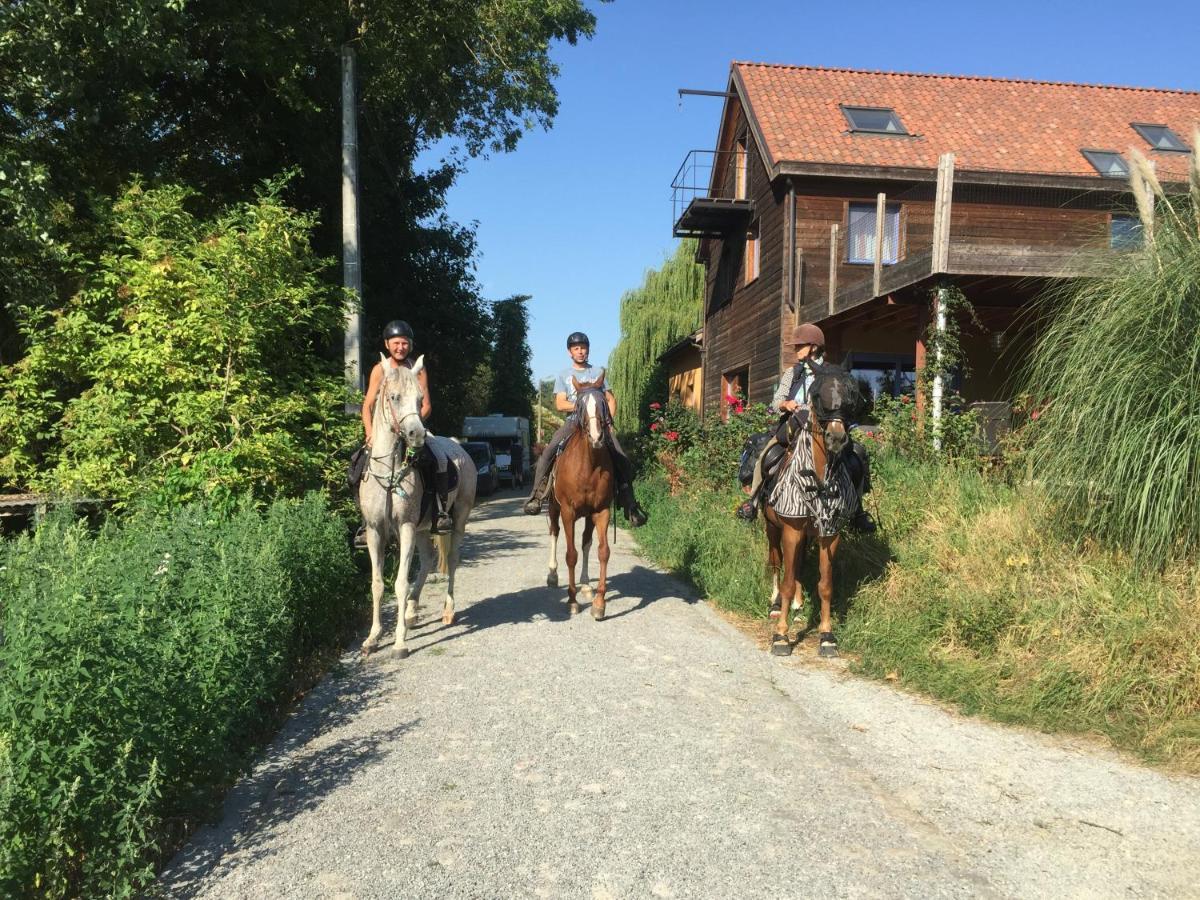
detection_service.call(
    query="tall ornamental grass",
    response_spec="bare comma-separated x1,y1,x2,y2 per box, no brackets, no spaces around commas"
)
0,495,361,898
1021,141,1200,568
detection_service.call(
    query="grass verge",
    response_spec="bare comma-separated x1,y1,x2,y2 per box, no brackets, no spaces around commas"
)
633,453,1200,773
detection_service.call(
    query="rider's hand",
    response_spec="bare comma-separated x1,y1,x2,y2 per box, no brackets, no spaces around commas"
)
781,400,799,412
365,433,373,448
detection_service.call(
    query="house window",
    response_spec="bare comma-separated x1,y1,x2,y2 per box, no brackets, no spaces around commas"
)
1111,214,1143,249
841,106,908,135
847,202,900,264
734,137,748,200
1131,123,1189,152
721,366,749,419
844,353,918,421
744,220,760,284
1081,150,1129,178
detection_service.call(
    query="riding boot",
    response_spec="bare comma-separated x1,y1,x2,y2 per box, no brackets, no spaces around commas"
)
433,470,453,533
617,483,648,527
736,454,769,521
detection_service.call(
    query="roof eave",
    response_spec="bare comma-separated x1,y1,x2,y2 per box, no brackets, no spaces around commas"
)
773,160,1144,191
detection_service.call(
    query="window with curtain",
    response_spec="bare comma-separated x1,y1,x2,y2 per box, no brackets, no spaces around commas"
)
847,202,900,264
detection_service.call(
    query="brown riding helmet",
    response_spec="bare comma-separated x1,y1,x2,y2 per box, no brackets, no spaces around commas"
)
791,323,825,348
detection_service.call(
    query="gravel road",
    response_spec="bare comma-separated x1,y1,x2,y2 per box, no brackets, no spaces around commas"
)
161,491,1200,899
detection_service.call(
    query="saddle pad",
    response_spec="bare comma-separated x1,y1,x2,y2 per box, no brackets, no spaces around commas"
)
767,432,858,537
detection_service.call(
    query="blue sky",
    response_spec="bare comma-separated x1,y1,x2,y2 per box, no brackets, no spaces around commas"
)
425,0,1199,385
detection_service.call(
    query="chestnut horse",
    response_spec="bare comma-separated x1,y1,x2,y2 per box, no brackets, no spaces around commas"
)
546,375,614,619
763,364,862,658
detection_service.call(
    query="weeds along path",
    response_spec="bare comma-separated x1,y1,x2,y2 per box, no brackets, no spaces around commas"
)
162,492,1200,899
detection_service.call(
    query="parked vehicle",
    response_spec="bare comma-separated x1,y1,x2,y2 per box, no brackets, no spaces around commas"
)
461,416,530,487
462,441,499,496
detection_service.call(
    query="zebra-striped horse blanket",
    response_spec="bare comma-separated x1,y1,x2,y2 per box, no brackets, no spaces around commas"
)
767,431,858,537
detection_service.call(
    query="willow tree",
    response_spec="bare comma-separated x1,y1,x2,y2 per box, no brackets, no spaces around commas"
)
1021,140,1200,568
608,240,704,434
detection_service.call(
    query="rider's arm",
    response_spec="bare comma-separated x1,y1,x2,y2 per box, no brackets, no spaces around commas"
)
771,367,794,411
554,391,573,413
605,390,617,419
417,368,432,420
362,364,382,443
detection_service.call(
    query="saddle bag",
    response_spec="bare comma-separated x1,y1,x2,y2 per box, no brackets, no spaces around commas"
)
738,431,773,486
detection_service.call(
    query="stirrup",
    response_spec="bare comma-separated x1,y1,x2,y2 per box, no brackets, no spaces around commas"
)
523,495,544,515
433,510,454,534
735,499,758,521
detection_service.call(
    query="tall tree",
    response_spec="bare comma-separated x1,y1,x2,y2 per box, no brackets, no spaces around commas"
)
608,241,704,433
488,294,534,420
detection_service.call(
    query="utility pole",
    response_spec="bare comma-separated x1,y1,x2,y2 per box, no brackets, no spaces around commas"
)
342,43,363,394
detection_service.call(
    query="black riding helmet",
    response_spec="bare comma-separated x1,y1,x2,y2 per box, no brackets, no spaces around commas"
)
566,331,590,348
383,320,414,342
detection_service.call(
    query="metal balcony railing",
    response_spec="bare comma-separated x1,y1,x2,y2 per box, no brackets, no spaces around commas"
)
671,149,753,238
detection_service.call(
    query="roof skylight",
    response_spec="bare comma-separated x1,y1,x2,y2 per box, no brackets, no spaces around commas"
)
841,106,908,135
1131,123,1189,152
1081,150,1129,178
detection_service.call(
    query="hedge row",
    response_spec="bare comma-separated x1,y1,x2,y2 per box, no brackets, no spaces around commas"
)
0,495,361,897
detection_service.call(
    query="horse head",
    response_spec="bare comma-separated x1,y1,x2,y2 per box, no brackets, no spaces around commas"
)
374,353,428,452
571,371,610,450
808,362,863,457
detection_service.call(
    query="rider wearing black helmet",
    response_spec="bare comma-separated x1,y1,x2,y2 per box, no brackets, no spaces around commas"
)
522,331,647,526
361,319,453,533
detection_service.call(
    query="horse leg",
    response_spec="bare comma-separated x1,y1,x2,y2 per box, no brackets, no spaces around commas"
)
442,524,465,626
578,517,594,601
563,510,580,615
816,535,840,658
765,517,783,618
591,508,611,620
410,532,436,620
546,500,560,588
363,524,387,655
394,522,416,659
771,524,802,655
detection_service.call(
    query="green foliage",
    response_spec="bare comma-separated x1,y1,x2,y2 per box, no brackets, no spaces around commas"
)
1020,179,1200,569
608,241,705,434
0,180,359,505
642,399,775,491
487,295,534,422
0,495,362,897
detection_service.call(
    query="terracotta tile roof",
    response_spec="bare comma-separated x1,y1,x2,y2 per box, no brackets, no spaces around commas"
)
734,63,1200,181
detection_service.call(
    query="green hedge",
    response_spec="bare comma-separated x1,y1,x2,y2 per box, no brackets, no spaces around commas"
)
0,495,361,897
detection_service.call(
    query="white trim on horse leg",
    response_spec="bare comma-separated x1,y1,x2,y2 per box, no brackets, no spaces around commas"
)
546,507,560,587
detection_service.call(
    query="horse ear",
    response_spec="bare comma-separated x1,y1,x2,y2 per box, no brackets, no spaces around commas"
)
412,354,425,376
597,367,607,385
379,352,388,366
571,376,582,391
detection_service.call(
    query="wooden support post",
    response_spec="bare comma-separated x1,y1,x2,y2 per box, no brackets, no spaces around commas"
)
914,303,929,424
931,153,955,273
827,224,839,315
873,191,886,297
794,248,804,325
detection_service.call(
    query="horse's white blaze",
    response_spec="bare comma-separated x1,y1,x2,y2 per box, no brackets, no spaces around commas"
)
585,393,601,445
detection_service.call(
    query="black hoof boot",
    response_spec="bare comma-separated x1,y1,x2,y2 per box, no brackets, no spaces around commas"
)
849,510,877,534
817,632,839,658
768,597,782,619
770,633,793,656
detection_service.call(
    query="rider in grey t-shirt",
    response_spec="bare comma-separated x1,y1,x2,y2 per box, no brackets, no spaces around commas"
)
522,332,647,526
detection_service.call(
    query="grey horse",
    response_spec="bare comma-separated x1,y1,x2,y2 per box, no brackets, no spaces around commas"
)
358,354,477,658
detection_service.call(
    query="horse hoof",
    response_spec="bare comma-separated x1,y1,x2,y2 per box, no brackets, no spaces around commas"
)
547,571,558,588
580,584,594,602
396,646,410,660
404,615,418,629
591,603,605,621
442,611,455,626
770,637,793,657
567,601,580,615
817,633,839,659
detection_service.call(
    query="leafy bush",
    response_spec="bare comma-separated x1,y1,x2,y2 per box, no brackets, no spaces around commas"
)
869,390,979,462
0,178,359,508
0,495,361,898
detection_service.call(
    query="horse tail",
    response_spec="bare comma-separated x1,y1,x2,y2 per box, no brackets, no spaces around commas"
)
435,531,451,576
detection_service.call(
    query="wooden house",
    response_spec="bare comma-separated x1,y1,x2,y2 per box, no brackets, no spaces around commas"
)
672,63,1200,416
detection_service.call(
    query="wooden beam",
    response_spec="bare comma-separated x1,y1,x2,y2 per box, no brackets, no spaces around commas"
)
873,191,886,297
931,153,955,272
794,248,804,325
827,223,839,316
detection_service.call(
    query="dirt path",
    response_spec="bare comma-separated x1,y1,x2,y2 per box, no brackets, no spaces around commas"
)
161,491,1200,899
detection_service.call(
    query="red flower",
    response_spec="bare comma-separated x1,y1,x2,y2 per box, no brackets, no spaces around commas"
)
650,422,660,432
649,402,661,411
1030,409,1040,421
900,394,911,404
666,431,679,442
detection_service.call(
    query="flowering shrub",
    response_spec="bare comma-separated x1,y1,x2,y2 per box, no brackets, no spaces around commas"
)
645,397,775,493
871,390,980,463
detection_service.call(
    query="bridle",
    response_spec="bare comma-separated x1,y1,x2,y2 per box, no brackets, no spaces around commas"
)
366,370,424,495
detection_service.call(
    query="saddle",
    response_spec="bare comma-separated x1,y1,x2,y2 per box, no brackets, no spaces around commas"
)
416,445,459,527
